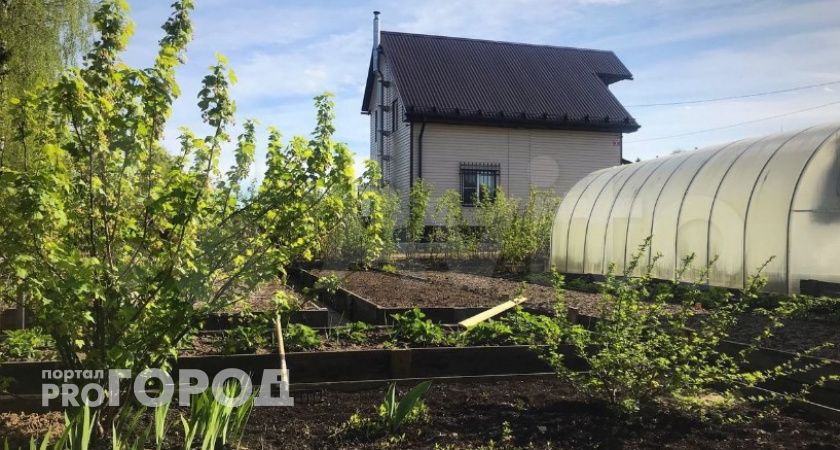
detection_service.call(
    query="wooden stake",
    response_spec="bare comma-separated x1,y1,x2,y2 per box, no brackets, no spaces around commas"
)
275,314,289,383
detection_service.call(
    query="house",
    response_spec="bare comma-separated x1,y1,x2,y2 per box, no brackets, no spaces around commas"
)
361,12,639,223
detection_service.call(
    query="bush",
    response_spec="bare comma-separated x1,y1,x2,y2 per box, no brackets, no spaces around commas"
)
0,0,361,377
476,188,560,273
407,179,432,246
541,240,837,416
502,308,561,345
390,308,445,347
459,309,560,346
218,322,268,355
432,190,475,261
459,320,514,346
335,321,372,345
284,323,321,351
313,274,341,296
0,327,53,361
318,165,400,268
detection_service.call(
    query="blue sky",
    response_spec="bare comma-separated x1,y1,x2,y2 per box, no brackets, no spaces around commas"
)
122,0,840,176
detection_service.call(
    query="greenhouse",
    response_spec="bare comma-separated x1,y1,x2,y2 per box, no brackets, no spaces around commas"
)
551,123,840,294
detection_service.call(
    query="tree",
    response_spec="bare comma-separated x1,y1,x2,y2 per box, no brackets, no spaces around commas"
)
318,160,400,268
0,0,94,167
0,0,356,386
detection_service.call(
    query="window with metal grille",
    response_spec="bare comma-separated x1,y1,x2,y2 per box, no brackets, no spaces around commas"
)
460,162,500,206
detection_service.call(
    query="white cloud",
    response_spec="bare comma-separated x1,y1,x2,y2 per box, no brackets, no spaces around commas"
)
122,0,840,173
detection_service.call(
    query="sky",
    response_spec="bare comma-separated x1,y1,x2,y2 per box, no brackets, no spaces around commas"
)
121,0,840,177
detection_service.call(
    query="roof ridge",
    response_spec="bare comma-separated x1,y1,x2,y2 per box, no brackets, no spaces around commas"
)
380,30,616,55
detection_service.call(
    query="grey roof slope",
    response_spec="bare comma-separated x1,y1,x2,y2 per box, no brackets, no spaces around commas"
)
362,31,640,133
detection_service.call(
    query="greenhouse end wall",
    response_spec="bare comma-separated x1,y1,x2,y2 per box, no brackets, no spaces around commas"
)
550,123,840,294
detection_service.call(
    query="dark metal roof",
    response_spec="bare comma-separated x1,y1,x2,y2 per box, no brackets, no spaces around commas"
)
362,32,640,133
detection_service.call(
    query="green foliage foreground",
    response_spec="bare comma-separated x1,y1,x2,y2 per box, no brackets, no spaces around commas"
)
0,0,381,382
542,240,839,416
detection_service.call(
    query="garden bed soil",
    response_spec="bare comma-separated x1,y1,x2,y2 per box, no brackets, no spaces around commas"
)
183,327,401,356
223,281,322,313
3,379,838,449
315,269,840,361
412,270,840,359
401,269,602,316
248,379,840,449
313,269,580,314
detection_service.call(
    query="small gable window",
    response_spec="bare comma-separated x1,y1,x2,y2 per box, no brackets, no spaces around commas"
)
460,162,500,206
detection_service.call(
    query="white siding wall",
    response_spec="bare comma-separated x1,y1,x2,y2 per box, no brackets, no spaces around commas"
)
371,58,623,227
416,123,622,225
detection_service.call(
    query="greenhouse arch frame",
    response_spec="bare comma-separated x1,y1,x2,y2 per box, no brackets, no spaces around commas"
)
550,123,840,294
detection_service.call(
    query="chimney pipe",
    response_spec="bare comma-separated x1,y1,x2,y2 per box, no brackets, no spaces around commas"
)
373,11,381,50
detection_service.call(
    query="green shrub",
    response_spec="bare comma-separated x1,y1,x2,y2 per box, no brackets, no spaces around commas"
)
218,322,268,355
317,163,400,269
381,264,398,274
284,323,321,351
389,308,445,347
565,277,599,293
541,238,837,416
0,327,54,361
432,190,475,261
459,309,560,346
407,179,432,246
459,321,514,346
314,275,341,296
476,188,560,273
502,309,561,345
0,0,362,379
335,321,372,345
790,295,840,321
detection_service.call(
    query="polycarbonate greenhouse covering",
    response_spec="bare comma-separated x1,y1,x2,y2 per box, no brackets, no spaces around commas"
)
551,123,840,294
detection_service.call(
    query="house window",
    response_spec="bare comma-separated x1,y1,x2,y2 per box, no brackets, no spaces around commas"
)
391,99,399,131
460,162,500,206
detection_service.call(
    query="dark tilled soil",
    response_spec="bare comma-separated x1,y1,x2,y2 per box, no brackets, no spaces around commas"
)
181,328,399,356
729,315,840,360
315,269,840,360
313,269,590,313
0,412,63,443
313,270,501,308
224,281,323,313
242,378,840,449
403,269,602,316
5,379,838,449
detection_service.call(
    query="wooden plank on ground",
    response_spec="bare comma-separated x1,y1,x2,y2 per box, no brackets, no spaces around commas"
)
458,296,528,329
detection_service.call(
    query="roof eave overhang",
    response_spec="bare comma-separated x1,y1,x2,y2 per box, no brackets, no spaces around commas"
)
404,111,640,133
361,54,376,114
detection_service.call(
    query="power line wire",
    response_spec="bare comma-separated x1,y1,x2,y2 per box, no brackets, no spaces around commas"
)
627,80,840,108
626,99,840,144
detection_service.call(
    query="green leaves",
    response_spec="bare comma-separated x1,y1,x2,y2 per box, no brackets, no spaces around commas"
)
0,0,361,386
389,308,446,347
380,381,431,434
539,240,824,418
